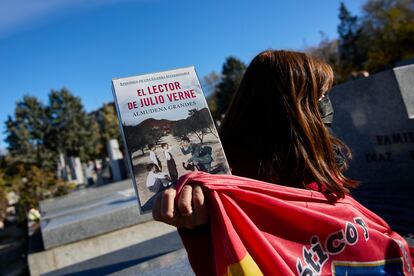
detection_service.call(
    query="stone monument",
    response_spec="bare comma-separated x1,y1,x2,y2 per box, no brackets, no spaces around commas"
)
57,154,85,185
330,64,414,234
68,156,85,185
107,139,125,182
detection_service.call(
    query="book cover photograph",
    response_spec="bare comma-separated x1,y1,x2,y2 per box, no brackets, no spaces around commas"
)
112,66,231,212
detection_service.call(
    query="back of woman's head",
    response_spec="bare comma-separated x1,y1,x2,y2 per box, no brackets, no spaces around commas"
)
220,50,357,198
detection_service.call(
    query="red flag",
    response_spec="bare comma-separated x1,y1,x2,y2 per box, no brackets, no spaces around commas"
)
177,172,414,276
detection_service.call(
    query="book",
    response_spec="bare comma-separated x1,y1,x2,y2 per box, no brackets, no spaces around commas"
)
112,66,231,212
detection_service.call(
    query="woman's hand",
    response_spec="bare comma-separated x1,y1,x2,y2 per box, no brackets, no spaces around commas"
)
152,185,209,229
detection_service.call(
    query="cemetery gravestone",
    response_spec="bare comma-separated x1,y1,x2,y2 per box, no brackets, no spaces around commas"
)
394,65,414,119
68,156,85,185
330,64,414,234
107,139,125,182
57,153,69,181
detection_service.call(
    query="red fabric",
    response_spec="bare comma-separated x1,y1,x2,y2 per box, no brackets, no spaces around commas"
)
177,172,414,276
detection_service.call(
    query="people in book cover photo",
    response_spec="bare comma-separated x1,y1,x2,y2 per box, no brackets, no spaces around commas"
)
123,107,229,210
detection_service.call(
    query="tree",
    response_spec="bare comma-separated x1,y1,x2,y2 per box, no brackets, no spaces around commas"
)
203,72,221,120
47,88,100,161
5,89,102,168
91,103,121,157
202,72,221,97
215,57,246,117
361,0,414,72
5,96,55,169
307,33,339,64
0,160,7,223
98,103,121,142
3,89,107,221
0,154,74,222
337,2,365,78
309,0,414,83
306,33,341,79
7,160,73,221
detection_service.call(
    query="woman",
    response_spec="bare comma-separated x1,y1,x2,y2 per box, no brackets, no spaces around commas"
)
152,50,412,274
153,50,356,225
219,50,357,195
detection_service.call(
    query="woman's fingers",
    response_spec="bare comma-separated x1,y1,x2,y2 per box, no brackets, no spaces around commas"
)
152,184,209,229
192,185,209,227
178,185,193,216
192,185,204,211
161,188,176,220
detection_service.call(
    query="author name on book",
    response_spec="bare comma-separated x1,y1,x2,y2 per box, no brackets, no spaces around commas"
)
132,101,197,117
127,81,197,109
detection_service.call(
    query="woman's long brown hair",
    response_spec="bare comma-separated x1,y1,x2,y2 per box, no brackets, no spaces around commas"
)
220,50,358,198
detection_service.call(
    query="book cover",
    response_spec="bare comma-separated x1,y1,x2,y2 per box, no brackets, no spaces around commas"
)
112,66,231,212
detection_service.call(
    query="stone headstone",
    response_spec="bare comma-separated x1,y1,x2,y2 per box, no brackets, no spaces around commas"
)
68,156,85,185
330,64,414,234
57,153,70,182
107,139,125,182
107,139,123,160
394,65,414,119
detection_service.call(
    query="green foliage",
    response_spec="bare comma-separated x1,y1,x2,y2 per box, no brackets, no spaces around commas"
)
0,162,7,221
14,165,69,209
4,89,114,220
307,33,340,72
206,95,218,121
0,156,74,222
5,88,105,170
47,88,100,161
5,96,55,170
203,72,221,120
92,103,121,156
98,104,121,142
309,0,414,82
361,0,414,72
202,72,221,96
215,57,246,118
337,2,366,76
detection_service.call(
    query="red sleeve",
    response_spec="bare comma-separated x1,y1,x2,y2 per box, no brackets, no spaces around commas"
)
410,245,414,270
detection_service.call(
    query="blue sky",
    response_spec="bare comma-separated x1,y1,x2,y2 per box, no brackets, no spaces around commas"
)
0,0,365,148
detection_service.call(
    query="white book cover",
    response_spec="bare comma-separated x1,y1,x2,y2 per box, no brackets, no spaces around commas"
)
112,66,230,212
